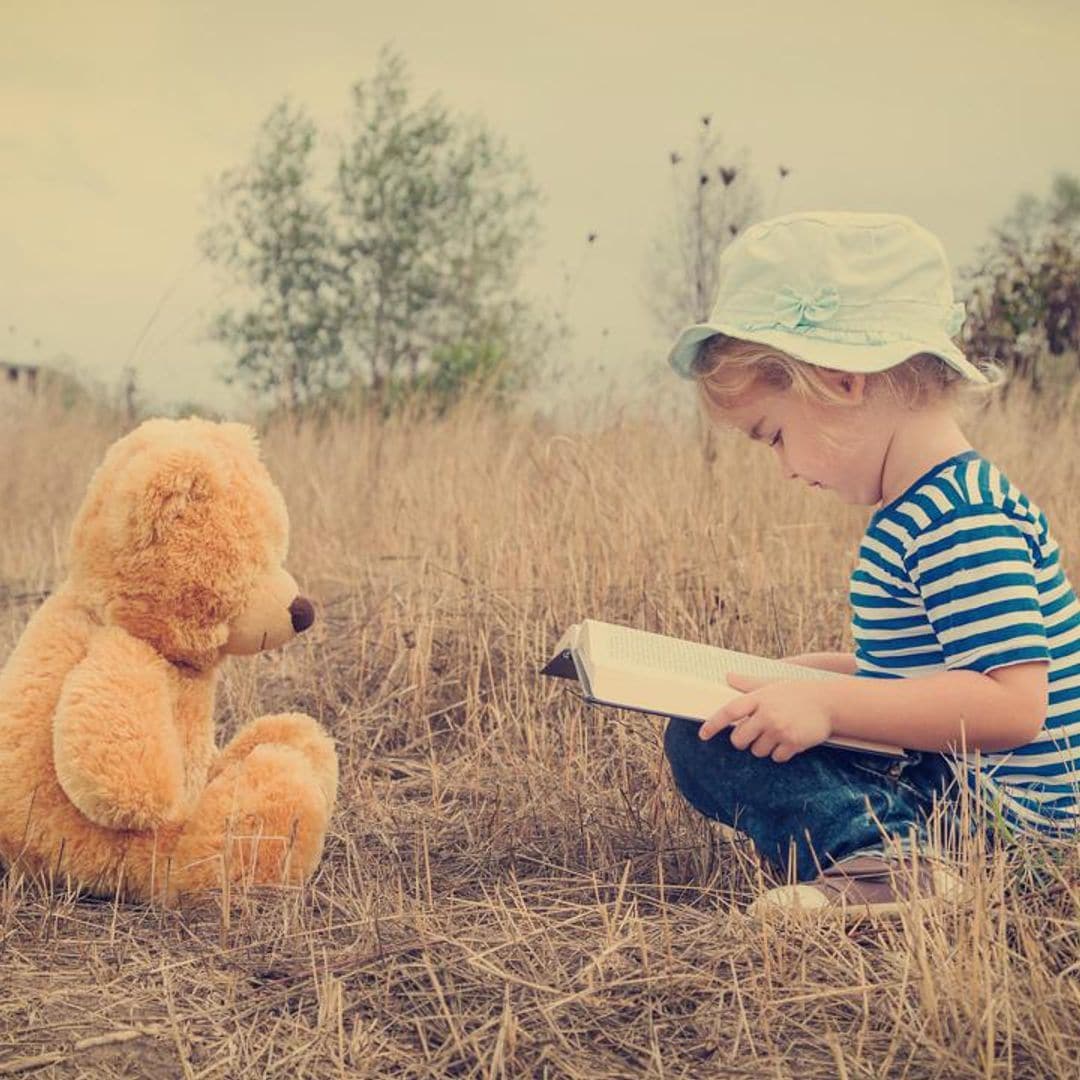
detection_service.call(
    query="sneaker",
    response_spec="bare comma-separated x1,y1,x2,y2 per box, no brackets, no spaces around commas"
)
746,853,970,921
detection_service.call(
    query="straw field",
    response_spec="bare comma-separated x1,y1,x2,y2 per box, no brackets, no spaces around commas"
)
1,384,1079,1078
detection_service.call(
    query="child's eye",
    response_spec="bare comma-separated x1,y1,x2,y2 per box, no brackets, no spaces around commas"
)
769,431,783,448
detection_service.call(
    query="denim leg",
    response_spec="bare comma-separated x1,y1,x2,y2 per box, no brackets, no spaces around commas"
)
663,716,958,882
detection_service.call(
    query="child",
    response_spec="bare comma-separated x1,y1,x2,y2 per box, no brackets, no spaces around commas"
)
663,210,1079,918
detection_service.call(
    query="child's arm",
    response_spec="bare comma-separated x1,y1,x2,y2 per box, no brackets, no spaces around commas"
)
706,506,1055,760
783,651,858,675
818,661,1046,752
705,661,1047,759
812,506,1049,754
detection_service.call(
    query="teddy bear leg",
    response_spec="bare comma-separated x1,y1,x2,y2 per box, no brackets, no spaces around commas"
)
156,742,332,904
212,712,338,809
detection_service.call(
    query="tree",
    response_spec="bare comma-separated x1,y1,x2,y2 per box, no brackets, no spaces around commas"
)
958,172,1080,389
202,101,347,411
997,173,1080,244
202,48,543,413
334,47,540,399
645,115,772,337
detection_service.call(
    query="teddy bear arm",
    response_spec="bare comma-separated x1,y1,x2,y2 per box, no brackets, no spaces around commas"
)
53,629,184,832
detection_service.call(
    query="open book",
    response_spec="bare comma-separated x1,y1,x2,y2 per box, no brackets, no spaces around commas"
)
541,619,905,759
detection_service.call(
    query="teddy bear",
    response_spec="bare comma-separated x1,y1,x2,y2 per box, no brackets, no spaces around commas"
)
0,416,338,904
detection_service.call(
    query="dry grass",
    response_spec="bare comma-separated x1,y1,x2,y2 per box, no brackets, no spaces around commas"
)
1,384,1079,1077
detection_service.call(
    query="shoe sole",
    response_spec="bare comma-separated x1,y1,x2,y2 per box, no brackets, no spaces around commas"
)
746,868,973,922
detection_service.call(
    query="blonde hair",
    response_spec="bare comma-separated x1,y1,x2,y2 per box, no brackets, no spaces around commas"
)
691,333,1004,419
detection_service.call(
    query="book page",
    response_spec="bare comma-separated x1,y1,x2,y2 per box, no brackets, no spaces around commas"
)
586,619,835,686
586,664,742,718
575,619,904,758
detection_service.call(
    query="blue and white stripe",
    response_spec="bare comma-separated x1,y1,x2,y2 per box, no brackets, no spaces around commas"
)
850,450,1080,832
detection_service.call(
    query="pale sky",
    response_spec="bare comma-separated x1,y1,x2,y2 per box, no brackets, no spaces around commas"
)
3,0,1079,413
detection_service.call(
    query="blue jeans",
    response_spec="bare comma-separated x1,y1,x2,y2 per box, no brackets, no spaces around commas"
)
664,717,961,882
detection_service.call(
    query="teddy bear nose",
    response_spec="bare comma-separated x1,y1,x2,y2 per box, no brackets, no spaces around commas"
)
289,596,315,633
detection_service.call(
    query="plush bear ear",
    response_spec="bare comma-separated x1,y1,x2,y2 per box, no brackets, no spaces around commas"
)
130,449,218,550
104,442,249,666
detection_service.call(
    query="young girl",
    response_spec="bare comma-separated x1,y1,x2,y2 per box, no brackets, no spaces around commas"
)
664,210,1079,918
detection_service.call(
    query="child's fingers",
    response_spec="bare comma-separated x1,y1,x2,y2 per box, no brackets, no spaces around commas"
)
728,713,765,751
749,731,781,759
700,696,755,739
726,672,772,692
698,714,728,740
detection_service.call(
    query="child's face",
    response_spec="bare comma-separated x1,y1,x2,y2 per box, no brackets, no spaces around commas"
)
722,382,890,506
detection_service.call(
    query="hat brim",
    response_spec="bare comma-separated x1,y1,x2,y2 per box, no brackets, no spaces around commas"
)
668,322,987,385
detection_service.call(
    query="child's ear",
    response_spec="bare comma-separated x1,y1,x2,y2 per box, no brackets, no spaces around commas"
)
822,369,866,404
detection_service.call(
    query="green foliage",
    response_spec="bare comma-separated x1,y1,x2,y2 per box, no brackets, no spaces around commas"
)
959,172,1080,389
386,337,526,418
336,48,540,397
998,173,1080,242
202,100,347,409
201,47,543,414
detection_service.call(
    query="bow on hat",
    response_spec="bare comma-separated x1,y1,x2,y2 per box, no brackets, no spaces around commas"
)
773,280,838,326
773,283,841,329
771,286,967,337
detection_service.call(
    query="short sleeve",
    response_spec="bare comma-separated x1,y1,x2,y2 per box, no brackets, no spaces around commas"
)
904,507,1050,673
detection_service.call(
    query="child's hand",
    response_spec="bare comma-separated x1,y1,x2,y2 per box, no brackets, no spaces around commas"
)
698,673,833,763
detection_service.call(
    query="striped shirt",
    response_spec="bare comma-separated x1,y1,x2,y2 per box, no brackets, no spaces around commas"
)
850,449,1080,833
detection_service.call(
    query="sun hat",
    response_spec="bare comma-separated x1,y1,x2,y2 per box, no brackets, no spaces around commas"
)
667,210,987,384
